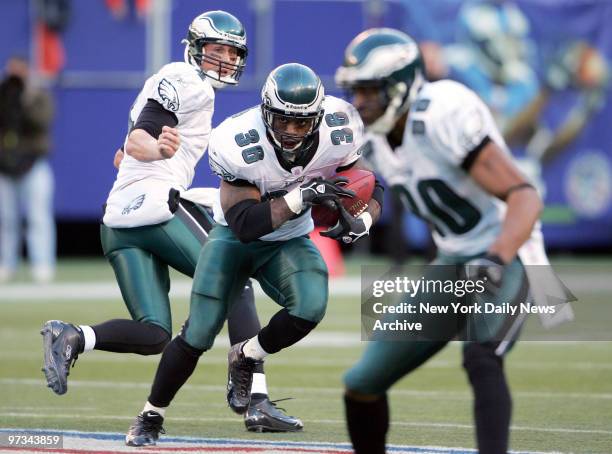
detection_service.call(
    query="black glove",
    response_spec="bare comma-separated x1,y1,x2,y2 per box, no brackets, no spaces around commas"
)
284,176,355,214
320,200,372,244
464,253,506,295
300,176,355,205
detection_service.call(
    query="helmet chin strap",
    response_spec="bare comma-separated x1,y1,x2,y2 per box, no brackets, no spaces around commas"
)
271,134,303,161
205,70,227,89
183,43,234,89
367,82,407,135
366,72,425,135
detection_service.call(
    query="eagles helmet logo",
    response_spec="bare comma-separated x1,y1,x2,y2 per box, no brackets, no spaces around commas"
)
158,79,180,112
122,194,146,215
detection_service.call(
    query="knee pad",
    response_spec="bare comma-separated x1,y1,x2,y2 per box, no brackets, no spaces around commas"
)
138,323,171,355
178,317,216,352
175,334,206,358
291,294,327,324
344,363,377,395
291,313,318,334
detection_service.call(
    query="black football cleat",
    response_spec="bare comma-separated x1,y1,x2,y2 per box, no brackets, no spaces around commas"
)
245,398,304,433
41,320,84,395
125,410,165,446
227,341,259,414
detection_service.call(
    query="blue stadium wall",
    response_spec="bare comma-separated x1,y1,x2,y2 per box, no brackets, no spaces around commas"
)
2,0,611,249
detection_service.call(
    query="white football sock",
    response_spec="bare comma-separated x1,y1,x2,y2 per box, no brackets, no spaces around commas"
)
79,325,96,352
143,401,166,417
241,336,269,361
251,373,268,396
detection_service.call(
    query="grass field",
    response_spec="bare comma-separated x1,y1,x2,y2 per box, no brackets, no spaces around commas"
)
0,257,611,453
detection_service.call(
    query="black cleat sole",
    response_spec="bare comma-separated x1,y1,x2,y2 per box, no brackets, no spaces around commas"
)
246,424,303,433
41,322,66,395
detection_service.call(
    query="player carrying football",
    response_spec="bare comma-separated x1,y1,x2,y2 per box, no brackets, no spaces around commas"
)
336,28,546,454
41,11,302,442
124,62,384,445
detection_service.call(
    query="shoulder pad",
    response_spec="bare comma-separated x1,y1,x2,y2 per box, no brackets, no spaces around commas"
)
152,63,213,114
417,80,480,114
411,79,493,165
208,109,267,182
320,96,364,139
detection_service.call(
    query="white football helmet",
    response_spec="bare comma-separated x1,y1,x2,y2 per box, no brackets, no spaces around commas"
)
336,28,425,134
183,10,248,88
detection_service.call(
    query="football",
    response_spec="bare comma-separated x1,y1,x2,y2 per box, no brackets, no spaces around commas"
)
311,168,375,226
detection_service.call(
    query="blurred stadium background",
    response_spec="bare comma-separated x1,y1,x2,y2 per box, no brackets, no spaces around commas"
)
1,1,611,453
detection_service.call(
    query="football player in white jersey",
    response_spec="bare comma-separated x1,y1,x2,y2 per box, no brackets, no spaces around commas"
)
335,29,544,454
41,11,302,442
124,63,384,444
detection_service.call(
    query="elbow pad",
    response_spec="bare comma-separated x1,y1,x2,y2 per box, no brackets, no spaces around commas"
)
225,199,274,243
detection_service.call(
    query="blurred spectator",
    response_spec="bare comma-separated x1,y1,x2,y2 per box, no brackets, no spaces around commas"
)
400,0,458,81
445,0,539,127
105,0,150,21
0,56,56,283
34,0,71,77
402,0,609,200
504,40,610,164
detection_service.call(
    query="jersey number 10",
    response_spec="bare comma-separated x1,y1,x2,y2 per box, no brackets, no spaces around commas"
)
395,179,482,236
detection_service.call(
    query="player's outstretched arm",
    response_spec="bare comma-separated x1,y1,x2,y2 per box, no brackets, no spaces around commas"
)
469,141,543,263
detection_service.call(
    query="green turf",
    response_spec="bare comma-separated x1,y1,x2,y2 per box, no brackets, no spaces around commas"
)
0,258,611,453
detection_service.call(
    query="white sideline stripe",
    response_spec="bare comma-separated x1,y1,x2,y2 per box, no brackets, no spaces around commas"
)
0,406,95,411
3,331,360,348
1,412,610,436
0,273,610,301
0,429,562,454
3,378,612,400
3,350,612,370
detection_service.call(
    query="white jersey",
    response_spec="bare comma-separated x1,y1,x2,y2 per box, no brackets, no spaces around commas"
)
103,62,215,228
209,96,364,241
365,80,511,256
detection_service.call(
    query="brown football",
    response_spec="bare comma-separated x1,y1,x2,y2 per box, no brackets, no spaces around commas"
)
311,168,375,227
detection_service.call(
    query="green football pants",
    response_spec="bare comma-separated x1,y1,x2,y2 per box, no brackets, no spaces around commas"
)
345,255,528,395
100,201,212,334
182,225,328,351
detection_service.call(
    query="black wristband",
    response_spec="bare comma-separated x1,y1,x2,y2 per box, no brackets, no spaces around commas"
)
225,199,274,243
501,182,535,201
